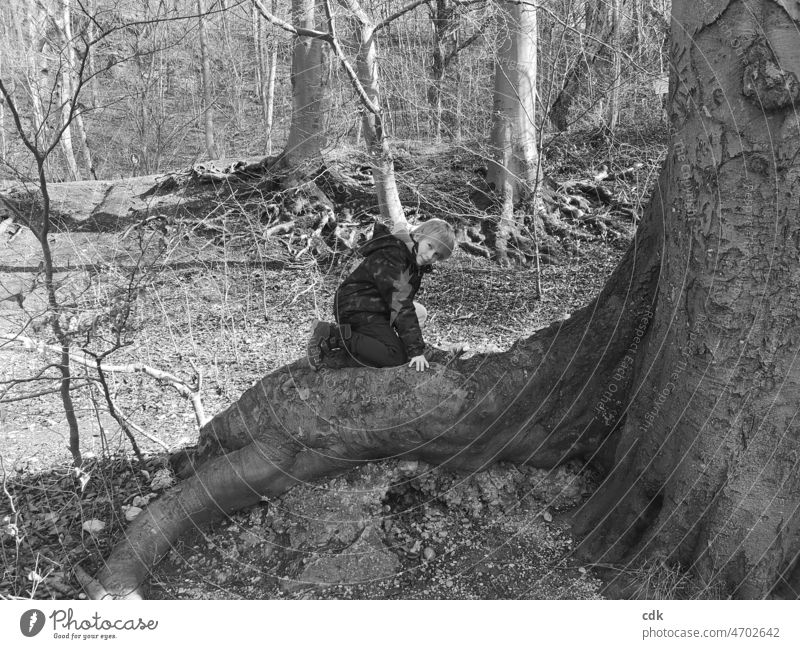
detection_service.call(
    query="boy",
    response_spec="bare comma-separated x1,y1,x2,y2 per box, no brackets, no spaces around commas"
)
307,218,456,371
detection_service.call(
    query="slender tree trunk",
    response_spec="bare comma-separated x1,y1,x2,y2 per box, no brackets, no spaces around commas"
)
485,0,541,264
343,0,406,228
265,0,278,154
58,67,80,180
605,0,622,133
0,73,6,161
61,0,96,179
252,3,264,105
549,5,611,132
197,0,219,159
283,0,328,166
85,0,97,108
428,0,447,142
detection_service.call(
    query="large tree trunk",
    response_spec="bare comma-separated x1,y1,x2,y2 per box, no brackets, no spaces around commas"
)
70,0,800,600
574,0,800,598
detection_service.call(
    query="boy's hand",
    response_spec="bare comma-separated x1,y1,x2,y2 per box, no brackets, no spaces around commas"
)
409,354,429,372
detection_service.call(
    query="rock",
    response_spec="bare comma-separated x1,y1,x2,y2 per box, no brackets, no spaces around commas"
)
423,547,436,561
296,526,400,587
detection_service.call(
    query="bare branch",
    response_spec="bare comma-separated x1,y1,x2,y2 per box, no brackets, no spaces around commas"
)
250,0,331,39
374,0,429,32
322,0,380,114
1,334,211,428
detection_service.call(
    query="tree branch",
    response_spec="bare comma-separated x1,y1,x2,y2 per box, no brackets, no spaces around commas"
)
374,0,429,32
323,0,380,114
250,0,331,39
1,334,210,428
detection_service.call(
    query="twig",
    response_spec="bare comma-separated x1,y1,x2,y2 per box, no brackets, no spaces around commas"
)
374,0,429,32
1,334,210,428
265,222,294,237
0,381,92,403
88,369,169,454
0,454,17,516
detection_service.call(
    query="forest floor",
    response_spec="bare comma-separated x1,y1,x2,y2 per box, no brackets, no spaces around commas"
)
1,129,707,600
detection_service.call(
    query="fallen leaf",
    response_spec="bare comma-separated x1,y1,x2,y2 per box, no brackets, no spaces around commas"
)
81,519,106,535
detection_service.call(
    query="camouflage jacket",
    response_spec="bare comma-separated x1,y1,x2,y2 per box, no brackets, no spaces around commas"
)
334,222,429,357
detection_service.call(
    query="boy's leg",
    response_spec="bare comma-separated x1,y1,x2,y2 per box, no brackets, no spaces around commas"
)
343,321,407,368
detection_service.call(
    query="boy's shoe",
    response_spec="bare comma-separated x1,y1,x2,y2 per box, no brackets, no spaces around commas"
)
308,319,332,370
308,320,351,370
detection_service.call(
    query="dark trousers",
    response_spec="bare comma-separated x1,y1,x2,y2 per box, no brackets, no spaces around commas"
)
340,319,408,368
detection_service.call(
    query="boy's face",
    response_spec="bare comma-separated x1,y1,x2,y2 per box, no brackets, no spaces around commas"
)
416,237,449,266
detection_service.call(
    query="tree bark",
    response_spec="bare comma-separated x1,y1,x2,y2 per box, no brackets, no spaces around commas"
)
574,0,800,598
